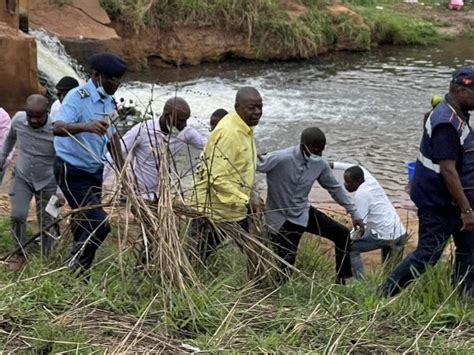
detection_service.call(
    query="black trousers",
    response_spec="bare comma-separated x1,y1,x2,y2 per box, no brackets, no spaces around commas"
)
191,217,250,262
54,158,110,271
271,206,352,280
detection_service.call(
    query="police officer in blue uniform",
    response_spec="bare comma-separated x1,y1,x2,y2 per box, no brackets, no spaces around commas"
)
52,52,127,274
380,67,474,297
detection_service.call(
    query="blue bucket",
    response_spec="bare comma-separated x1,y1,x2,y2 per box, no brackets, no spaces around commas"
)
406,161,416,185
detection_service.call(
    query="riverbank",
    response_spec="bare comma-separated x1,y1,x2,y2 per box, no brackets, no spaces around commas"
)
28,0,474,70
0,206,471,352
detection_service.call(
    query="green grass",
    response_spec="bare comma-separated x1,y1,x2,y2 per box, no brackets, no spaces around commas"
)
97,0,443,60
0,218,473,352
356,6,440,45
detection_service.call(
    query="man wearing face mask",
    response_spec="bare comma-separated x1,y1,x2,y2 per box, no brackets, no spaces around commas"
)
257,127,364,284
52,52,127,274
190,87,262,261
108,96,206,201
0,95,65,267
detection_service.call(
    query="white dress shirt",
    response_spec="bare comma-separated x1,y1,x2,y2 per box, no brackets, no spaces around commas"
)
50,99,61,119
334,162,406,240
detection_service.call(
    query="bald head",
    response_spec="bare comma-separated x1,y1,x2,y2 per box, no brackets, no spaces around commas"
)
26,94,48,112
25,95,49,129
162,96,191,132
235,87,262,127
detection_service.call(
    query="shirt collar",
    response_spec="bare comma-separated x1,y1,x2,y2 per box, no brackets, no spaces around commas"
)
232,112,252,135
445,94,470,122
85,79,111,104
293,145,309,164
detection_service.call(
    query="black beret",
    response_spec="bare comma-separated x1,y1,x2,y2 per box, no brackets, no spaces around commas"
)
90,52,127,77
55,76,79,91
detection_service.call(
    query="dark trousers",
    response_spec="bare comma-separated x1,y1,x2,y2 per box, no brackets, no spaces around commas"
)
54,158,111,270
272,206,352,281
381,208,474,297
191,217,250,261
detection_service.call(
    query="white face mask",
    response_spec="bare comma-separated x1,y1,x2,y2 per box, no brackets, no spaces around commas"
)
303,144,323,163
97,75,111,97
308,153,323,163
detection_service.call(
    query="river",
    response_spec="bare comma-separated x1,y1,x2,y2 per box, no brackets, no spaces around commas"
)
33,30,474,207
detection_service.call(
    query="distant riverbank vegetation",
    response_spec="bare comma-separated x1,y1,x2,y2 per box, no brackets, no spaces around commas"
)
97,0,442,58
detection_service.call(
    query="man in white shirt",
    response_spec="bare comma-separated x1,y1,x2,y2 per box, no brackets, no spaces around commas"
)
113,96,206,201
333,162,407,279
50,76,79,119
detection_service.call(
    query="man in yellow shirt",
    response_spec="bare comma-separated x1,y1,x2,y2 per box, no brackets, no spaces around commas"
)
191,87,262,260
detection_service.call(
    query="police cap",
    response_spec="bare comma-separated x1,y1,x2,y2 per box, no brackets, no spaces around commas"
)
451,66,474,90
90,52,128,77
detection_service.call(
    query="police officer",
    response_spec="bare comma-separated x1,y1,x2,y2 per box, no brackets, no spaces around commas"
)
380,67,474,297
52,52,127,274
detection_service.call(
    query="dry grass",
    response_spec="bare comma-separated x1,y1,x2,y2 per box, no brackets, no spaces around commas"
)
0,93,472,352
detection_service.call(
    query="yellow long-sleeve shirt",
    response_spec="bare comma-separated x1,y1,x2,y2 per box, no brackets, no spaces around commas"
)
191,112,256,221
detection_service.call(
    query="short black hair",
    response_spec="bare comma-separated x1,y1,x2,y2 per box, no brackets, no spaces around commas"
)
210,108,228,121
344,165,364,183
300,127,326,146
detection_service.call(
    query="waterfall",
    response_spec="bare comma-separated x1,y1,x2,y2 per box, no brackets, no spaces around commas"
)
30,29,86,87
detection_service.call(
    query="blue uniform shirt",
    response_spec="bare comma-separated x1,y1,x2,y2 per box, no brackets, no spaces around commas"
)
53,79,116,173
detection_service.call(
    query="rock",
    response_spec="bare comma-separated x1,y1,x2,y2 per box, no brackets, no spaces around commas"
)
0,23,43,115
29,0,118,41
0,0,19,28
29,0,120,65
115,24,252,69
70,0,111,25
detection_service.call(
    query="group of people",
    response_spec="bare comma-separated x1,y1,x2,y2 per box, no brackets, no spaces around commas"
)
0,51,473,298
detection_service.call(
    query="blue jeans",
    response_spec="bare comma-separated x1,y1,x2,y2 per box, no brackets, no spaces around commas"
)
54,158,110,270
380,208,474,297
350,230,406,279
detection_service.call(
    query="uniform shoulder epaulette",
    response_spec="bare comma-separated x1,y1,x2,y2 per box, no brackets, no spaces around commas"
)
77,88,90,99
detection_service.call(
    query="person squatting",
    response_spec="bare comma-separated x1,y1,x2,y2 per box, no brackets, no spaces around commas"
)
1,53,473,298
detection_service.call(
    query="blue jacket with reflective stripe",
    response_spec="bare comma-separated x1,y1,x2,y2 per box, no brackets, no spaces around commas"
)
411,99,473,209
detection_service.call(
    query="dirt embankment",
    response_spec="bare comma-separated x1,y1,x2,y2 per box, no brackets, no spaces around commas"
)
28,0,474,70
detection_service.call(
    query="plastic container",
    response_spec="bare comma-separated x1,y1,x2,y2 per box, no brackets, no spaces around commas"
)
406,161,416,185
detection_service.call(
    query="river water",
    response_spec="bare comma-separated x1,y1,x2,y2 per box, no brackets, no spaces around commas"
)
115,38,473,206
33,30,474,207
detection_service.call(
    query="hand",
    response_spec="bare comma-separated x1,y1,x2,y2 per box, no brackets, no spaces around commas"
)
85,120,109,136
257,153,267,161
55,193,66,208
352,219,365,236
249,194,265,214
461,212,474,231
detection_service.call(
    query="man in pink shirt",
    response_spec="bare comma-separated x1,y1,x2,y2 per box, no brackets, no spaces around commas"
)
0,108,13,184
111,96,206,201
